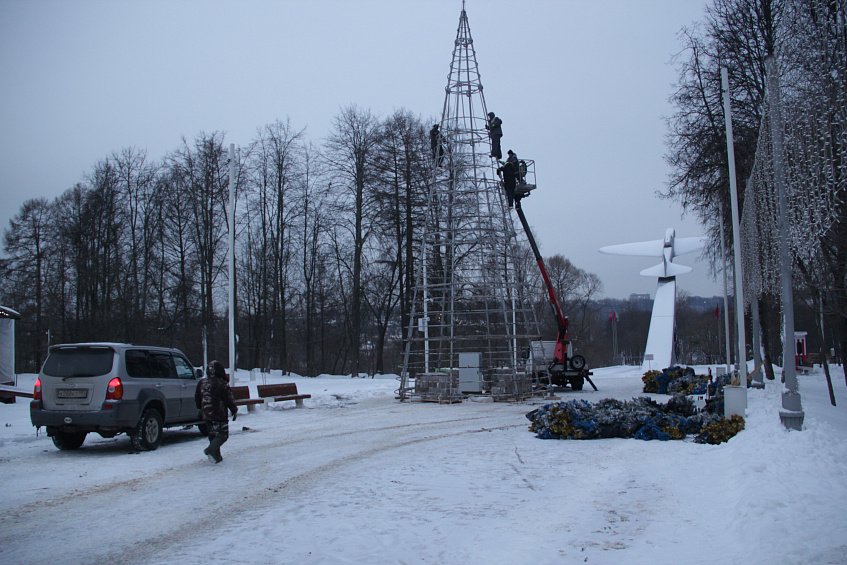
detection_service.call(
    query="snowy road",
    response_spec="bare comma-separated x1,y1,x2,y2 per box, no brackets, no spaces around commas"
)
2,392,552,565
2,369,846,564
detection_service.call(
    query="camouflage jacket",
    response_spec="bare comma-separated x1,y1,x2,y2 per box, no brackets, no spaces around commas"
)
194,375,237,422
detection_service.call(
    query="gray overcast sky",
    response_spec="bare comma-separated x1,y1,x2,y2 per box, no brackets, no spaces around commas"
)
0,0,720,299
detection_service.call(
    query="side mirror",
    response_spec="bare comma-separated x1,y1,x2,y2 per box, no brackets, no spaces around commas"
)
195,368,203,379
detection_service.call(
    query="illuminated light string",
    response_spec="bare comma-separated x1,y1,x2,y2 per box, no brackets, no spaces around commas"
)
740,2,845,302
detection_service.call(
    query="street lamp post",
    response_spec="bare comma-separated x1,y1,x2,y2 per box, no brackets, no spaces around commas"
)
766,56,803,430
228,143,236,384
721,67,748,417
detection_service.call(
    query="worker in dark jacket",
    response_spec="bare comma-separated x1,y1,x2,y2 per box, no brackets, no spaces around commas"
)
486,112,503,159
430,124,445,166
498,150,519,208
195,360,238,463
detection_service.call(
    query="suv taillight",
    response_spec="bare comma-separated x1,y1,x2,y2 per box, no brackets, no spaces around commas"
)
106,377,123,400
33,378,42,400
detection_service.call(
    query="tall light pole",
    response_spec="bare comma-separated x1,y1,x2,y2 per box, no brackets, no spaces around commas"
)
228,143,236,383
750,298,764,388
719,210,732,377
721,67,747,416
766,55,803,430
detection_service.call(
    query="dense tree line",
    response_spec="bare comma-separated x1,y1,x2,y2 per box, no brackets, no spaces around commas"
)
2,106,624,375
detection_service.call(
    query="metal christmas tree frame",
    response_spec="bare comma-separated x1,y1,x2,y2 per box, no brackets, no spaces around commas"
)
397,3,542,402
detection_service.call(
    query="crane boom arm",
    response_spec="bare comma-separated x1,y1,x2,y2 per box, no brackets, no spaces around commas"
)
513,200,568,337
510,179,597,392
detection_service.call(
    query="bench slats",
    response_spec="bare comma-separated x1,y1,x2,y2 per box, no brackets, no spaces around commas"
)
230,385,264,407
257,383,311,407
227,383,311,410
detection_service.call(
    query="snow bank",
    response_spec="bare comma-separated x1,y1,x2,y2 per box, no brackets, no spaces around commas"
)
1,366,845,564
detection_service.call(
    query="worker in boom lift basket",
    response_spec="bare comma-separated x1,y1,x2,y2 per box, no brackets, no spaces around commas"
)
498,149,519,208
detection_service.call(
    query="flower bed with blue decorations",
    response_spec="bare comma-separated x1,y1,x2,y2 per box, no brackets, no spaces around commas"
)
642,366,713,395
526,395,744,444
641,365,751,416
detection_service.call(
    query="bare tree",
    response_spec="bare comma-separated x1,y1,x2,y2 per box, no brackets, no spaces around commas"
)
172,133,230,361
3,198,52,370
156,162,202,356
324,105,382,377
81,159,125,339
241,119,306,370
111,147,161,342
371,110,430,368
665,0,782,248
297,143,331,377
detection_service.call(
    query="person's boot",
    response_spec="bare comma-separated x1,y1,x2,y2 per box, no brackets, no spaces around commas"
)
203,446,216,464
208,435,225,463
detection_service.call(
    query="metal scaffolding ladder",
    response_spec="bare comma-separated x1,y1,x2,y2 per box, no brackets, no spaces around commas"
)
397,3,542,402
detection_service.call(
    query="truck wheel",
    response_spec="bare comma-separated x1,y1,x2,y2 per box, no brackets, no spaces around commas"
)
52,430,87,450
131,407,163,451
570,355,586,370
569,375,585,391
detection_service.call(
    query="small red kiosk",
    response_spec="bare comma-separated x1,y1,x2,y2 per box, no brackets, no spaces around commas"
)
794,331,808,367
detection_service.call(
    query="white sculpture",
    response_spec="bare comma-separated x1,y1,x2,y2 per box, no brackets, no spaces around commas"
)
600,228,706,372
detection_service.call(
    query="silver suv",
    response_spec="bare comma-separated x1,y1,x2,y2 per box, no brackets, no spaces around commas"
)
31,343,207,451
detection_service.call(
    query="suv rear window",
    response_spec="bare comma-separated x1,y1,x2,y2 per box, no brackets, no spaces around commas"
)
42,347,115,378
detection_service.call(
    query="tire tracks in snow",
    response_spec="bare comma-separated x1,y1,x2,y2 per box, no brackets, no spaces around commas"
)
105,421,524,565
0,412,493,522
0,401,526,565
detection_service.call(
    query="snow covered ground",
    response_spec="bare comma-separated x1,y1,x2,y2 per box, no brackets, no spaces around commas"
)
1,365,845,565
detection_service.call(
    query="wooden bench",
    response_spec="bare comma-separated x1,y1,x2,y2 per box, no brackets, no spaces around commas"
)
0,385,33,404
257,383,311,408
231,385,264,412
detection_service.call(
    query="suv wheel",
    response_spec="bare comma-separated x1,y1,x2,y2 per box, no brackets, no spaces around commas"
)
131,407,163,451
52,430,87,450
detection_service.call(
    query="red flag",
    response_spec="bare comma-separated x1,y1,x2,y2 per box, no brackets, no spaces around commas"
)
715,305,720,320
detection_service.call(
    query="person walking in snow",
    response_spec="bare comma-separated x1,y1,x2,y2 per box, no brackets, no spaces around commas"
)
195,360,238,464
497,149,519,208
486,112,503,159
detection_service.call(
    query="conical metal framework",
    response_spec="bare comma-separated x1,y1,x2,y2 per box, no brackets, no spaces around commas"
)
398,5,542,401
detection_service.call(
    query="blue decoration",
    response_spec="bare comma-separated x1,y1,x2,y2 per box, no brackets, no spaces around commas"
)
526,394,724,442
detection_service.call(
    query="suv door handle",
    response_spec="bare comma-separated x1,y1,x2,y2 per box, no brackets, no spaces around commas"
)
155,384,165,388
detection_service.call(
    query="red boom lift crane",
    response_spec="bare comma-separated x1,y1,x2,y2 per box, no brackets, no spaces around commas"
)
513,183,597,391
